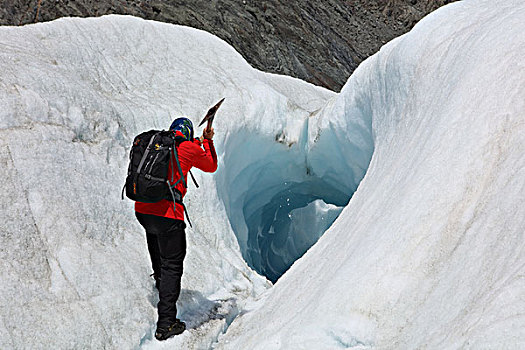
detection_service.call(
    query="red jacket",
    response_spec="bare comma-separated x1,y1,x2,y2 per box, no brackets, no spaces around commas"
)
135,137,218,221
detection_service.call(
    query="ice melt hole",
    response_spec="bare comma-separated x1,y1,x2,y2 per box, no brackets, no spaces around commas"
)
217,120,373,282
244,180,348,282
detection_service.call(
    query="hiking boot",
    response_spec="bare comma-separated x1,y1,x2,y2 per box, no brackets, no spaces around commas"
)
155,319,186,341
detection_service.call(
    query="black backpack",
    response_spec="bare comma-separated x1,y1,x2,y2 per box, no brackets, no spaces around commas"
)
123,130,175,201
122,130,199,225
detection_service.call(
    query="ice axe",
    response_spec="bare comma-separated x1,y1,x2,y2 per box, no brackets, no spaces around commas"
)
199,98,225,132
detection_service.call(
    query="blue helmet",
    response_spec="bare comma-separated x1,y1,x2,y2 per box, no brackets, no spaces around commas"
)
170,117,194,140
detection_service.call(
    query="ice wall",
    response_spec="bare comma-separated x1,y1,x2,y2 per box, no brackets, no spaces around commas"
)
0,16,338,348
2,0,524,348
217,0,525,349
216,98,373,281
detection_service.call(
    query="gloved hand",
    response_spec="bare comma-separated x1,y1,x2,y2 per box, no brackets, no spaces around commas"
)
203,127,215,140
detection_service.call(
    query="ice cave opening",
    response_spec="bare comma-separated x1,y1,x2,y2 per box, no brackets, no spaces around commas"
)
217,117,373,282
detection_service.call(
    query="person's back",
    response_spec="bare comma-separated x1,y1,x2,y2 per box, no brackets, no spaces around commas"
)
134,117,217,341
135,132,217,220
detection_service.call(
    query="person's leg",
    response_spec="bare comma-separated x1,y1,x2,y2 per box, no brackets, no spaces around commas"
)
156,221,186,328
136,213,162,281
146,232,161,286
135,212,187,338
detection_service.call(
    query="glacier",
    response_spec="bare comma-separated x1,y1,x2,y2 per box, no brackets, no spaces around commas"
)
0,0,524,349
216,0,525,349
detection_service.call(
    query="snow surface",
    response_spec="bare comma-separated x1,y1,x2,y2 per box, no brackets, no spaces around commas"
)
0,13,345,349
1,0,524,348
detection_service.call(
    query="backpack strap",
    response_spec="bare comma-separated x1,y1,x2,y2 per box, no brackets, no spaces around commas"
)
167,138,194,227
171,145,187,188
137,132,159,174
181,202,193,228
166,182,193,228
188,170,199,188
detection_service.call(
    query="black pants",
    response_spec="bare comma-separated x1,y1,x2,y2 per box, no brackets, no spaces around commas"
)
135,212,186,328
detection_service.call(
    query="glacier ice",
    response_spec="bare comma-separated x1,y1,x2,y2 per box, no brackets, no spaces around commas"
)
0,14,363,349
216,117,372,281
1,0,525,348
216,0,525,349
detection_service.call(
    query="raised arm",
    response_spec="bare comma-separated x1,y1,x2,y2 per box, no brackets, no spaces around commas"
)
189,138,217,173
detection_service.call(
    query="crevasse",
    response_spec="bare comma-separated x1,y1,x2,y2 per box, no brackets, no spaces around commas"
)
216,102,374,282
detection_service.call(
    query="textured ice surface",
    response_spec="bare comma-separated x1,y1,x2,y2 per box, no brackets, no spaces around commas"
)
0,15,336,348
216,0,525,349
216,113,371,281
2,0,525,348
